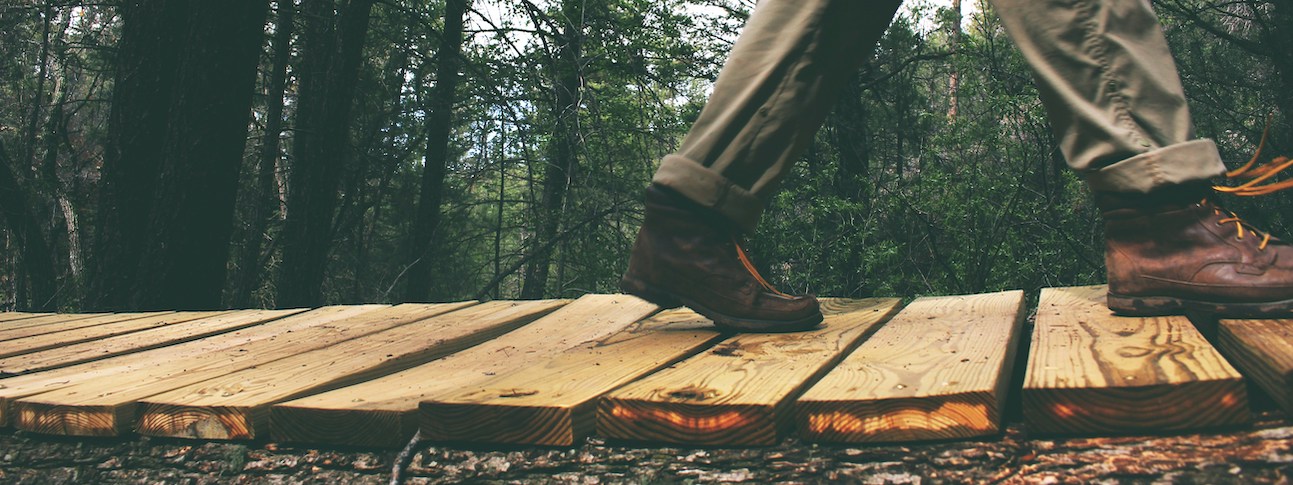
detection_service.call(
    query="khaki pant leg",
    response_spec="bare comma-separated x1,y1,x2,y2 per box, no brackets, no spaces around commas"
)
988,0,1226,193
653,0,903,232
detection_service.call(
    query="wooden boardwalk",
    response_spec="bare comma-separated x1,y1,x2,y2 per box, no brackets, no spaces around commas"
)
0,286,1285,448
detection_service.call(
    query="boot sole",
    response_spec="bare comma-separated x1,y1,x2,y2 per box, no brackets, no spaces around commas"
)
1108,292,1293,318
620,275,824,333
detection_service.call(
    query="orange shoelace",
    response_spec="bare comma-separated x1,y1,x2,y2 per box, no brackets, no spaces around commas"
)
1209,114,1293,250
733,237,791,297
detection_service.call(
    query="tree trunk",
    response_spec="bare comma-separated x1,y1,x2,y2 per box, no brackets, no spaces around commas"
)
493,128,505,299
405,0,472,302
234,0,295,308
92,0,270,311
0,138,57,311
276,0,375,308
947,0,962,120
22,3,54,170
44,10,82,305
521,0,584,299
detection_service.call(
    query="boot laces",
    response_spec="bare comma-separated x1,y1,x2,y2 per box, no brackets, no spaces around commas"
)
733,237,791,297
1209,114,1293,250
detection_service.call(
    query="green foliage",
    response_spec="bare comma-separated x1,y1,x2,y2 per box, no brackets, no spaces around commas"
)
3,0,1293,309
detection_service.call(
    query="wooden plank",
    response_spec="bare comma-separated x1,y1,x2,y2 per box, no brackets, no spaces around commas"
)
0,311,233,359
796,291,1026,443
1215,319,1293,416
420,308,724,446
270,294,661,448
0,305,387,430
1022,286,1248,434
0,313,163,341
0,313,53,324
0,309,303,376
134,300,567,440
0,313,97,331
10,302,474,437
597,298,901,446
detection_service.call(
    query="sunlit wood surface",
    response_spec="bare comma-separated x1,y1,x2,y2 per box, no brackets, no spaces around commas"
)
796,291,1025,443
596,298,901,446
1023,286,1247,434
0,286,1270,448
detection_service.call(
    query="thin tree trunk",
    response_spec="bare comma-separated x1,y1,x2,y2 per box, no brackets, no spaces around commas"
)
0,138,57,311
493,123,505,299
947,0,961,120
277,0,375,308
23,3,53,170
234,0,295,308
520,0,583,299
44,10,81,304
405,0,472,302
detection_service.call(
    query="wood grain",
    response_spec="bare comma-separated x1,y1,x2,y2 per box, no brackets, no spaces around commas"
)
0,313,52,324
8,304,477,436
134,300,566,440
1215,318,1293,416
796,291,1026,443
0,305,388,428
270,294,661,448
1022,286,1248,434
420,308,723,446
0,313,100,332
597,298,901,446
0,311,232,359
0,312,165,342
0,309,302,376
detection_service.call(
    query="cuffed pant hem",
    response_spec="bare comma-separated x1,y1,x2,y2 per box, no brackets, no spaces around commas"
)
653,154,764,233
1084,139,1227,193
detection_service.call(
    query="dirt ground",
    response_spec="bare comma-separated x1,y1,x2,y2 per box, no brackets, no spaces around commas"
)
3,402,1293,484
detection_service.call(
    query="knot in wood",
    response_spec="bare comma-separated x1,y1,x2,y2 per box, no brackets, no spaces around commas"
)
665,385,718,401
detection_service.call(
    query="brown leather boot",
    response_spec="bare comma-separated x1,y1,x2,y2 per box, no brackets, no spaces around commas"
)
620,185,823,332
1100,183,1293,317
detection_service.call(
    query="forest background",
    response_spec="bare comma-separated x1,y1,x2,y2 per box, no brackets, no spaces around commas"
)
0,0,1290,312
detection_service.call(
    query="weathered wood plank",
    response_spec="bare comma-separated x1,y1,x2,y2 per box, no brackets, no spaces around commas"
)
0,311,234,359
0,309,302,376
134,300,567,440
0,313,53,324
796,291,1026,443
0,312,166,342
270,295,661,448
5,304,476,435
420,308,723,446
0,305,386,428
1215,319,1293,416
597,298,901,446
0,313,98,331
1023,286,1248,434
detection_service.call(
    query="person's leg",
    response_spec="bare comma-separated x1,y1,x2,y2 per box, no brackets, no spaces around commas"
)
991,0,1293,317
622,0,903,331
654,0,905,232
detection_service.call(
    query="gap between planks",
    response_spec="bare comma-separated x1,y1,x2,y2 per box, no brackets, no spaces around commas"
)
0,309,304,376
0,306,389,427
0,312,170,344
420,307,724,446
134,300,568,440
11,303,474,437
1214,318,1293,417
270,294,663,448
